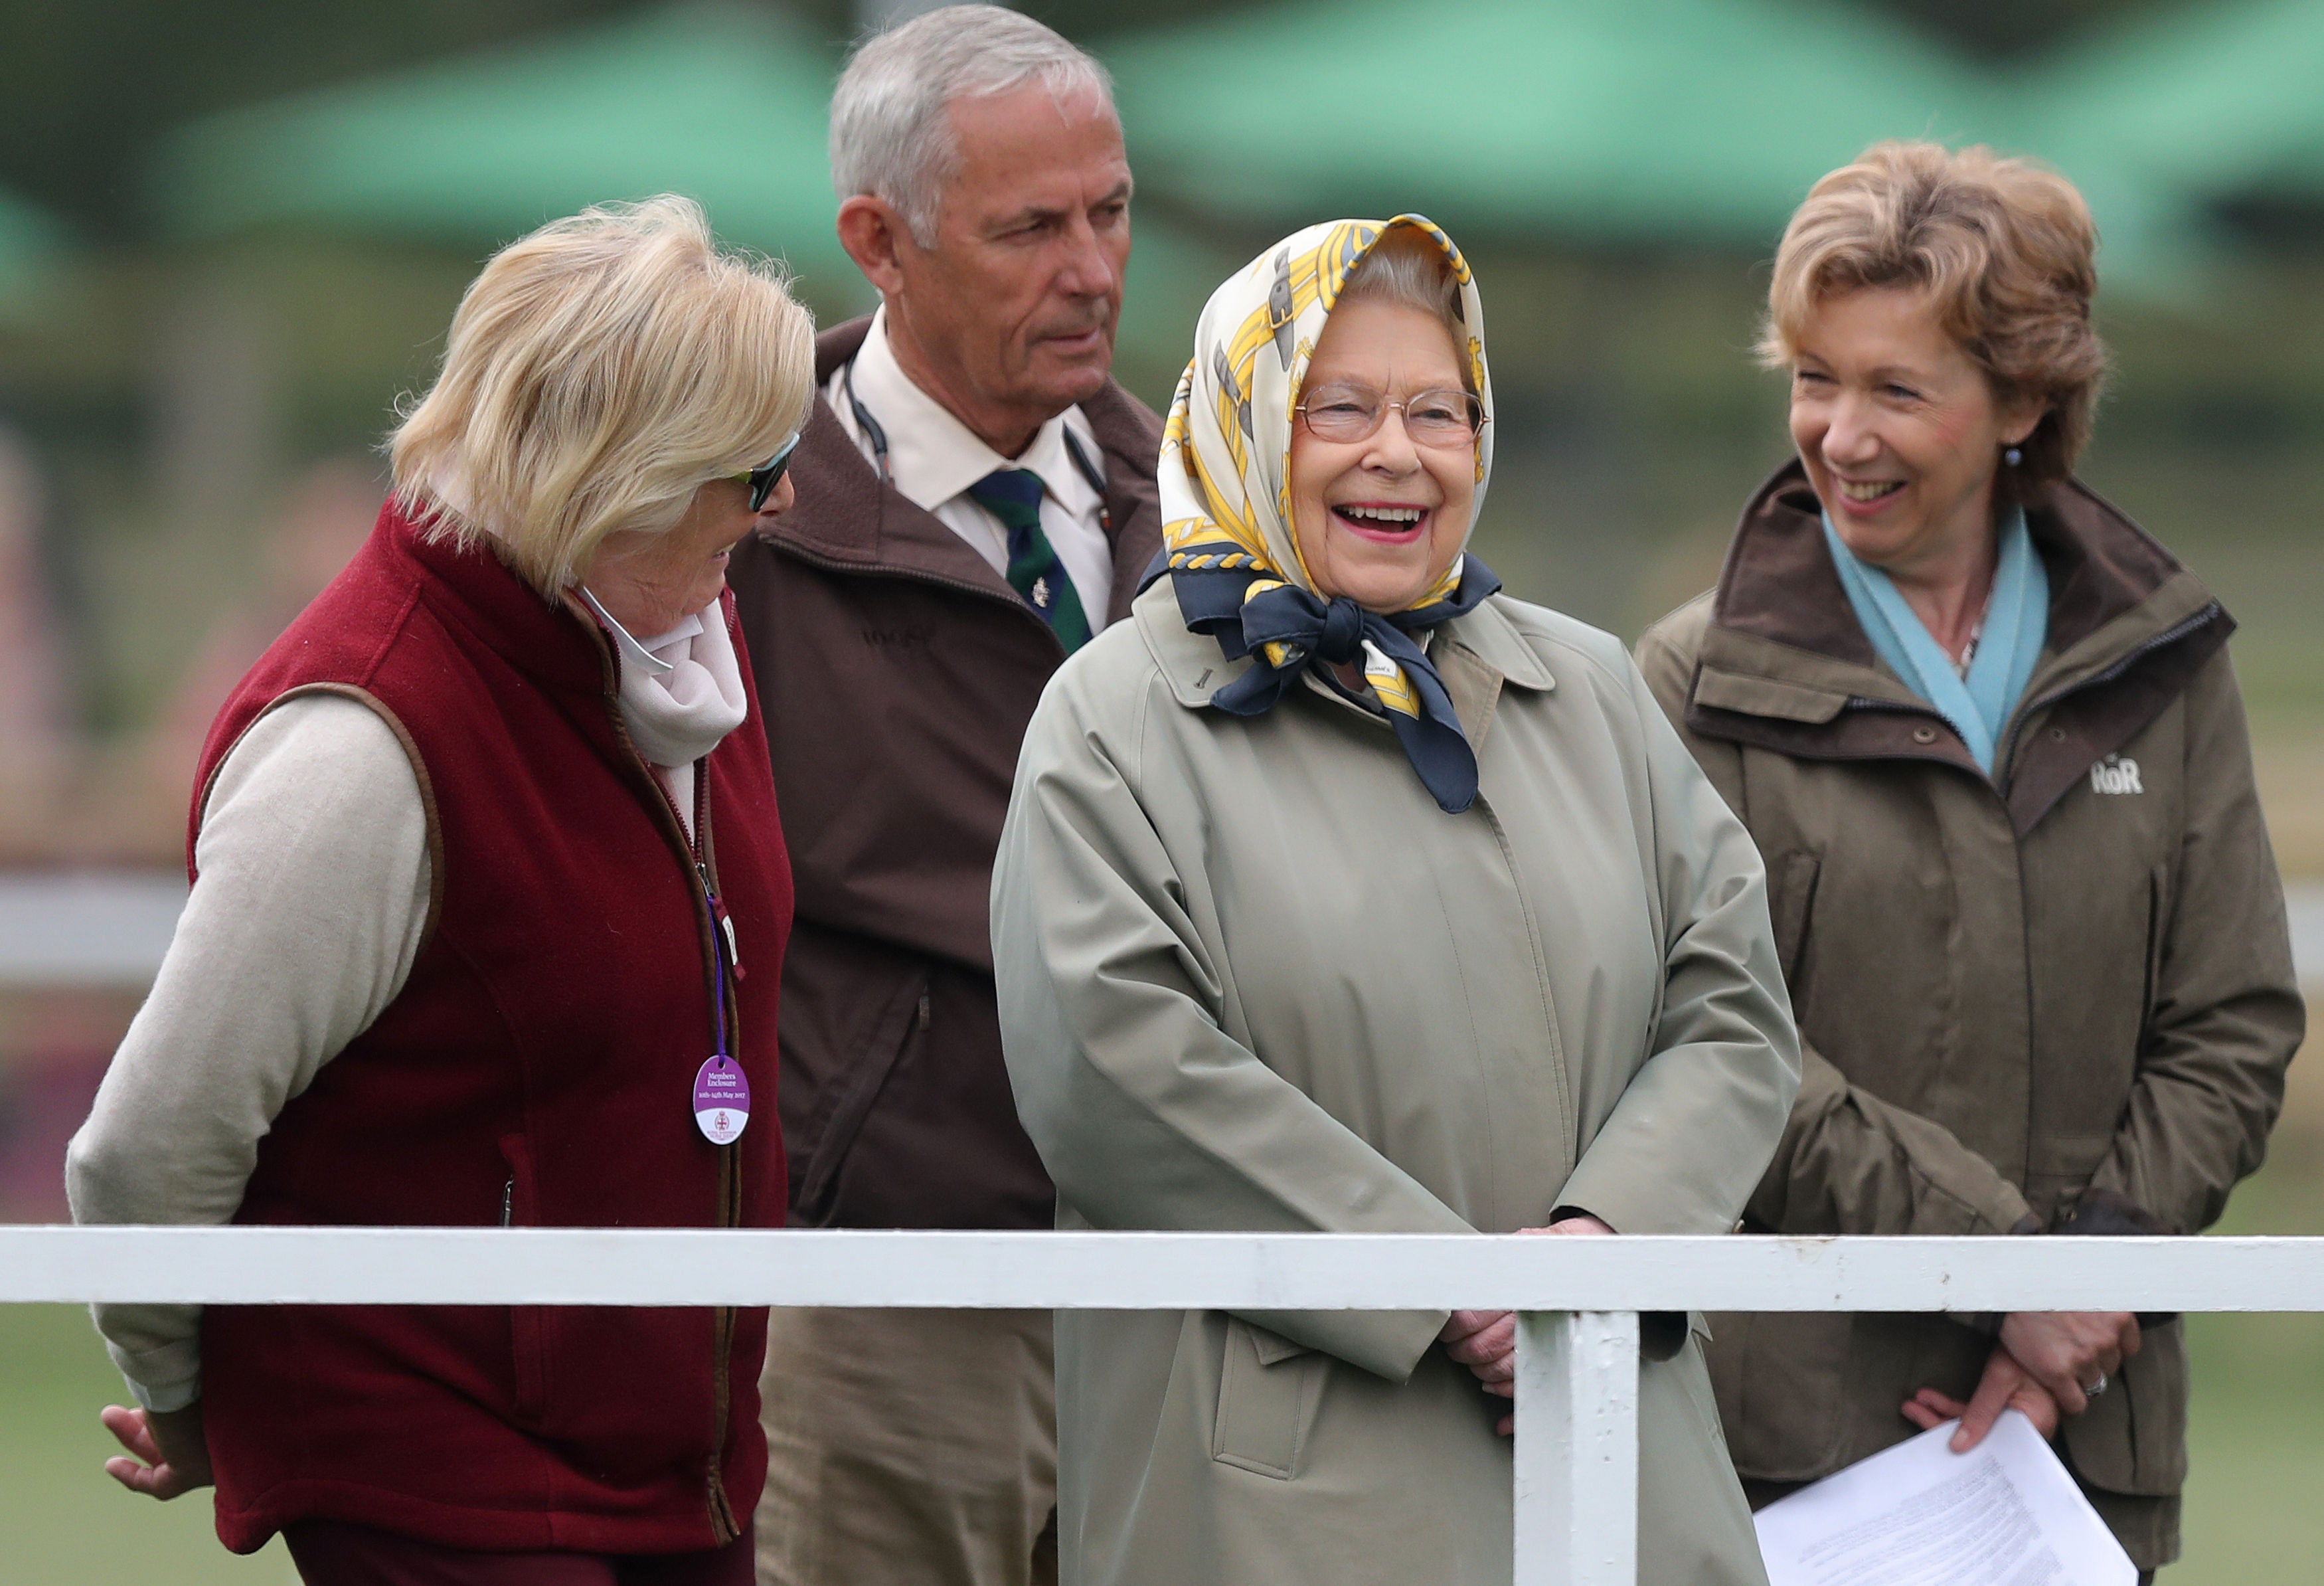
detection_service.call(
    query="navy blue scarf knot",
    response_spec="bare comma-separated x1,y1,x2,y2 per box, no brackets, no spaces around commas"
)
1151,553,1503,814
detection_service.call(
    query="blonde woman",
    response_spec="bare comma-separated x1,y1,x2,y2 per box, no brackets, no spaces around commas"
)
1637,143,2301,1579
991,218,1797,1585
66,197,814,1584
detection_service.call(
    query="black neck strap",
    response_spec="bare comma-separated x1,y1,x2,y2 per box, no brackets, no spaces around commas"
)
842,355,894,484
843,355,1113,534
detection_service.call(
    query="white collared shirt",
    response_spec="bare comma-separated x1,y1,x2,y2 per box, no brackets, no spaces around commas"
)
823,306,1116,630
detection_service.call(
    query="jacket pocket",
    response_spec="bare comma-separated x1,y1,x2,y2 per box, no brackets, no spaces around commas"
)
1211,1317,1328,1480
2137,864,2167,1051
2061,1315,2188,1496
1705,1310,1859,1481
1770,849,1823,1007
790,965,930,1226
497,1133,550,1424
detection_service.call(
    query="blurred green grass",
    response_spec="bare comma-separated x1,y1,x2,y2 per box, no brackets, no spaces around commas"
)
0,1303,290,1582
2174,1135,2324,1583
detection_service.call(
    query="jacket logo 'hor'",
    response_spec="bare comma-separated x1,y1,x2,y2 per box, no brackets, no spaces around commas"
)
2091,754,2143,796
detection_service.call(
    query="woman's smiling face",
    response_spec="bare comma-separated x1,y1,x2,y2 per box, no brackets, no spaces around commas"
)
1286,296,1477,613
1788,284,2040,584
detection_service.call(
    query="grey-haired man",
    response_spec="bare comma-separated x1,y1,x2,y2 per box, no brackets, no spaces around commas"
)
724,9,1162,1585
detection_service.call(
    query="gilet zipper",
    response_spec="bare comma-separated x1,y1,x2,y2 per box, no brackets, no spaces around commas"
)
586,616,746,1544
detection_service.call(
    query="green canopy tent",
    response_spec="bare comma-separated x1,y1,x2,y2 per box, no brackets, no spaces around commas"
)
147,1,1231,388
1103,0,2191,288
2019,0,2324,207
151,3,857,292
0,186,66,325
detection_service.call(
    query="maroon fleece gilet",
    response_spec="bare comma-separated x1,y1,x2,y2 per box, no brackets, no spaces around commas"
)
188,501,791,1555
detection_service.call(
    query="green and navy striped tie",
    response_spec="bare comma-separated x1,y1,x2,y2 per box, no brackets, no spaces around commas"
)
966,468,1092,654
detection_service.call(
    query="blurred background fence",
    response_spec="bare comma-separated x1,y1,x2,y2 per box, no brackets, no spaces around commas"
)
1,0,2321,1577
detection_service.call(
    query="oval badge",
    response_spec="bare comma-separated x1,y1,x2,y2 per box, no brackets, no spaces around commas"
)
693,1055,750,1145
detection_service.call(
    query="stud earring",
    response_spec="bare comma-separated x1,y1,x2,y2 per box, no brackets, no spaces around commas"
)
2004,446,2023,467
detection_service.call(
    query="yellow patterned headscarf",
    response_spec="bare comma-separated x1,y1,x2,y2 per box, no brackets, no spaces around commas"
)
1156,215,1501,813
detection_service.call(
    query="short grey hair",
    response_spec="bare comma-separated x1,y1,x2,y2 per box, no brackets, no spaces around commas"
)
1341,232,1461,334
1338,230,1472,390
831,5,1116,247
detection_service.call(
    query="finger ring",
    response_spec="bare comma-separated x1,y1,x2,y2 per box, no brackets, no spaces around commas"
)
2084,1373,2108,1397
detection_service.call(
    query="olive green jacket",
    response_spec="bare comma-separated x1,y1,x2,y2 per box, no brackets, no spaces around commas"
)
1636,462,2303,1571
992,579,1801,1586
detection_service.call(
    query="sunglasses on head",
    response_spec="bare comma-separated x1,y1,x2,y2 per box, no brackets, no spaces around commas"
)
732,432,801,511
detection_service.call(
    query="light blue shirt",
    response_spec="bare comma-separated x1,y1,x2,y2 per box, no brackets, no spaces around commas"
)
1821,508,2049,774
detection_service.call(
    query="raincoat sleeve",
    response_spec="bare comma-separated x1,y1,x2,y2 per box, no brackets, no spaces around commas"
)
1550,657,1802,1235
1633,621,2038,1243
992,666,1468,1384
2086,648,2301,1235
1748,1047,2036,1238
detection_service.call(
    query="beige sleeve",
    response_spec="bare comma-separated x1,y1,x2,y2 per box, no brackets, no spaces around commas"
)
64,693,431,1411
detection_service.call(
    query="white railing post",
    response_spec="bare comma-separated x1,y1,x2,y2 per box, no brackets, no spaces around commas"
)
1514,1310,1639,1585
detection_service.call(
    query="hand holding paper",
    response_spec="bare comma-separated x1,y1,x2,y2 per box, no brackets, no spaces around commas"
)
1754,1411,2136,1586
1902,1347,2062,1451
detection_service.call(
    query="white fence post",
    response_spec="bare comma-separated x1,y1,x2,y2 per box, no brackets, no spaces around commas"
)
1514,1310,1639,1586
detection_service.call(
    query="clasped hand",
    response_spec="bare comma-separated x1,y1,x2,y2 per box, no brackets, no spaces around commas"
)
1902,1309,2141,1453
99,1401,212,1500
1439,1215,1617,1437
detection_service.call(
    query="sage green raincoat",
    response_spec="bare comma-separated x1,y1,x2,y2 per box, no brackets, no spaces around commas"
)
990,579,1803,1586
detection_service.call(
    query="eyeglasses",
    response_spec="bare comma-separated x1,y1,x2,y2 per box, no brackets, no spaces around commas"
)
731,432,801,511
1295,383,1483,448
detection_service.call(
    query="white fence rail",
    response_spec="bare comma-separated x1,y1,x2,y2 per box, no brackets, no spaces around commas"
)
15,1227,2324,1584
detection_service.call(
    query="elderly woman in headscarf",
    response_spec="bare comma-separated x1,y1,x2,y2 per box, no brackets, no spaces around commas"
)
989,217,1801,1586
68,197,809,1583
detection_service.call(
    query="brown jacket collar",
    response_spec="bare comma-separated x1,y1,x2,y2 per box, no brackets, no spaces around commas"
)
756,317,1162,625
1689,459,2230,833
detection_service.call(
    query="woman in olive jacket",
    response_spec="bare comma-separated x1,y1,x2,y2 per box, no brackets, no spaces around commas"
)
1637,141,2302,1578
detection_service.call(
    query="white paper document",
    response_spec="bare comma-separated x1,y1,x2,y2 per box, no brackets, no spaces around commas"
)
1753,1411,2137,1586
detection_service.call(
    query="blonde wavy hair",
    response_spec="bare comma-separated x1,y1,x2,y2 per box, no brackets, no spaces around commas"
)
1762,141,2108,488
390,195,816,596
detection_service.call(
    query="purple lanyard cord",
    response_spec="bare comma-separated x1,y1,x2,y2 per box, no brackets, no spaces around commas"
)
691,863,750,1146
699,865,732,1060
